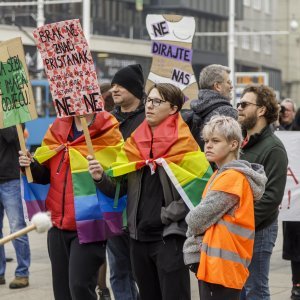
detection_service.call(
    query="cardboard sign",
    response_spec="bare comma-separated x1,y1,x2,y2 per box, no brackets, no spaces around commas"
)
146,15,198,103
276,131,300,221
33,19,103,117
0,38,37,128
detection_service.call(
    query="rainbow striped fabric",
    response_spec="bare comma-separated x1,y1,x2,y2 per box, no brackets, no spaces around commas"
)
24,112,126,243
107,114,212,210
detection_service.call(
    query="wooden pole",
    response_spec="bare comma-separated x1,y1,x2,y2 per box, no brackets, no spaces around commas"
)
16,124,33,183
79,116,94,156
0,224,36,245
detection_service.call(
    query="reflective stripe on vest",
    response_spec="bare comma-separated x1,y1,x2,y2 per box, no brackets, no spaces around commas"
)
202,243,251,268
218,219,255,240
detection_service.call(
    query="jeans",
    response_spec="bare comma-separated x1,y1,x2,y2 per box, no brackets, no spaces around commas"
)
107,234,139,300
0,179,30,277
242,219,278,300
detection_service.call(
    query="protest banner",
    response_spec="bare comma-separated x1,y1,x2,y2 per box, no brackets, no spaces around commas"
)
0,37,37,182
146,14,198,107
0,38,37,128
33,19,103,117
276,131,300,221
33,19,104,155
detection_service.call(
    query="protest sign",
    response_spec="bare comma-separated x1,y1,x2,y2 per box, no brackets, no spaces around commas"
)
0,38,37,128
33,19,103,118
276,131,300,221
146,14,198,106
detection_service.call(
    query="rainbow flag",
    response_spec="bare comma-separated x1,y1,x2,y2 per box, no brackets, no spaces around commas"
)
24,112,126,243
107,114,212,210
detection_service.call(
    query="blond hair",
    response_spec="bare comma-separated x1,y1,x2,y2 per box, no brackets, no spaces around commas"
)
202,115,243,158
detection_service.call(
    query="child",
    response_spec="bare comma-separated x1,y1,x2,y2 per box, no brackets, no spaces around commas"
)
183,115,267,300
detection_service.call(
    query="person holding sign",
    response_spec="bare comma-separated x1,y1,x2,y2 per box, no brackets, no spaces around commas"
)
88,83,212,300
0,126,31,289
19,111,124,300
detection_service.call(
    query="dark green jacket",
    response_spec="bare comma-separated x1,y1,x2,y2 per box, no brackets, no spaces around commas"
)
241,126,288,231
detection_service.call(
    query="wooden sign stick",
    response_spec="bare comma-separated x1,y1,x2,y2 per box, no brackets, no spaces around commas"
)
16,124,33,183
80,116,94,156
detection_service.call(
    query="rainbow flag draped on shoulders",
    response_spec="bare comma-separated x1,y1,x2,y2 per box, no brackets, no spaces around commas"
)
107,114,212,210
23,111,126,243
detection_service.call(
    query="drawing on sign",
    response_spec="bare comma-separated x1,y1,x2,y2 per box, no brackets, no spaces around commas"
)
0,38,37,128
33,19,103,117
146,15,198,105
280,167,299,209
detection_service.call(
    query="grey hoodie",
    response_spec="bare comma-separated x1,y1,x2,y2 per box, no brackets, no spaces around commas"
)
183,160,267,265
190,89,238,127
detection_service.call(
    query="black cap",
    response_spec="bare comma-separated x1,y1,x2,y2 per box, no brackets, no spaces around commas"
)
111,64,144,100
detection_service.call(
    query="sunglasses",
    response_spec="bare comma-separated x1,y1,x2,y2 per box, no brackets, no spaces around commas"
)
144,97,167,107
237,101,261,109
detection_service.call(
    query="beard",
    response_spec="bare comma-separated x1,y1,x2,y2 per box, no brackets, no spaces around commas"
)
239,113,258,130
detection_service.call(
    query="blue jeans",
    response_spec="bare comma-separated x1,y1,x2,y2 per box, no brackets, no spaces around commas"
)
0,179,30,277
241,220,278,300
107,234,139,300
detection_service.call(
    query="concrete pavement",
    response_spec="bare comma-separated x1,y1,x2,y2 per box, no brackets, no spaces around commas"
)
1,218,293,299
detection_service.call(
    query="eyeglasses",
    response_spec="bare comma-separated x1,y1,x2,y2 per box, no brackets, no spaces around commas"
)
144,97,167,107
237,101,261,109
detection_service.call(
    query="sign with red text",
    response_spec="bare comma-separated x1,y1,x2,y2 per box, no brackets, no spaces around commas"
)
145,14,198,106
0,38,37,128
276,131,300,221
33,19,103,117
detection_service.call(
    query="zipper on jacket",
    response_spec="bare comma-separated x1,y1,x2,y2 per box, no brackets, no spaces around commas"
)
60,164,69,227
56,147,67,174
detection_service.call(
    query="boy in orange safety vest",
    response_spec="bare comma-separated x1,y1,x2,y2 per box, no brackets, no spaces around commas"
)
183,115,267,300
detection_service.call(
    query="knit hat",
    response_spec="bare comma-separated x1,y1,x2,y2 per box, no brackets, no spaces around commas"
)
111,64,144,100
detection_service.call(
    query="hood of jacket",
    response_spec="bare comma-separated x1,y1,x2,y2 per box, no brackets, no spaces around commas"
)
190,89,231,114
220,160,267,201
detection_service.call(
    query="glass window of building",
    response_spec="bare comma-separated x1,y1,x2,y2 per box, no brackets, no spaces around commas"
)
243,0,251,6
234,25,239,48
252,34,261,52
242,28,250,50
264,0,271,14
264,35,271,55
253,0,261,10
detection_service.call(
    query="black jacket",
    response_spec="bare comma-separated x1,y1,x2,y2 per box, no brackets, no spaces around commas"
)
240,126,288,231
111,103,145,139
181,89,238,150
0,127,21,181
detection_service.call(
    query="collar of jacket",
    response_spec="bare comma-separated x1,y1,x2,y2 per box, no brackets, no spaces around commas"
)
112,103,145,122
242,125,272,149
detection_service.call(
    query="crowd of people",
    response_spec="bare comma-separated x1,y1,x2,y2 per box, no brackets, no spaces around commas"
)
1,62,297,299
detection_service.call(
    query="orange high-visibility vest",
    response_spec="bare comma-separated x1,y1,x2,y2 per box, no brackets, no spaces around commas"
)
197,169,255,290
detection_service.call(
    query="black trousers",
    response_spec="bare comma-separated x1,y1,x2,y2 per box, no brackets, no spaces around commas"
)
198,280,241,300
47,227,106,300
292,261,300,284
130,235,190,300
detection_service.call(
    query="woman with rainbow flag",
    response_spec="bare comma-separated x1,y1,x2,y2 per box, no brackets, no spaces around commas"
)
19,112,124,300
88,83,212,300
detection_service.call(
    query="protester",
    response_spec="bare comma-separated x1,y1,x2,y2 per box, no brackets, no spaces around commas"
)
280,98,297,130
0,126,31,289
238,85,288,300
103,64,145,300
279,100,300,300
95,82,116,300
182,64,237,149
183,115,267,300
19,112,123,300
88,83,212,300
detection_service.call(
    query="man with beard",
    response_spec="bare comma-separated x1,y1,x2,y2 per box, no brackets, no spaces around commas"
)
237,85,288,300
182,64,237,150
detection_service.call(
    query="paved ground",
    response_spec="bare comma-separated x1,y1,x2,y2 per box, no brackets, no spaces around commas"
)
0,218,293,299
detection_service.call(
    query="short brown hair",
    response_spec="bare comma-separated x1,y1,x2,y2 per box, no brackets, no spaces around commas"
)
147,83,185,111
241,85,279,124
